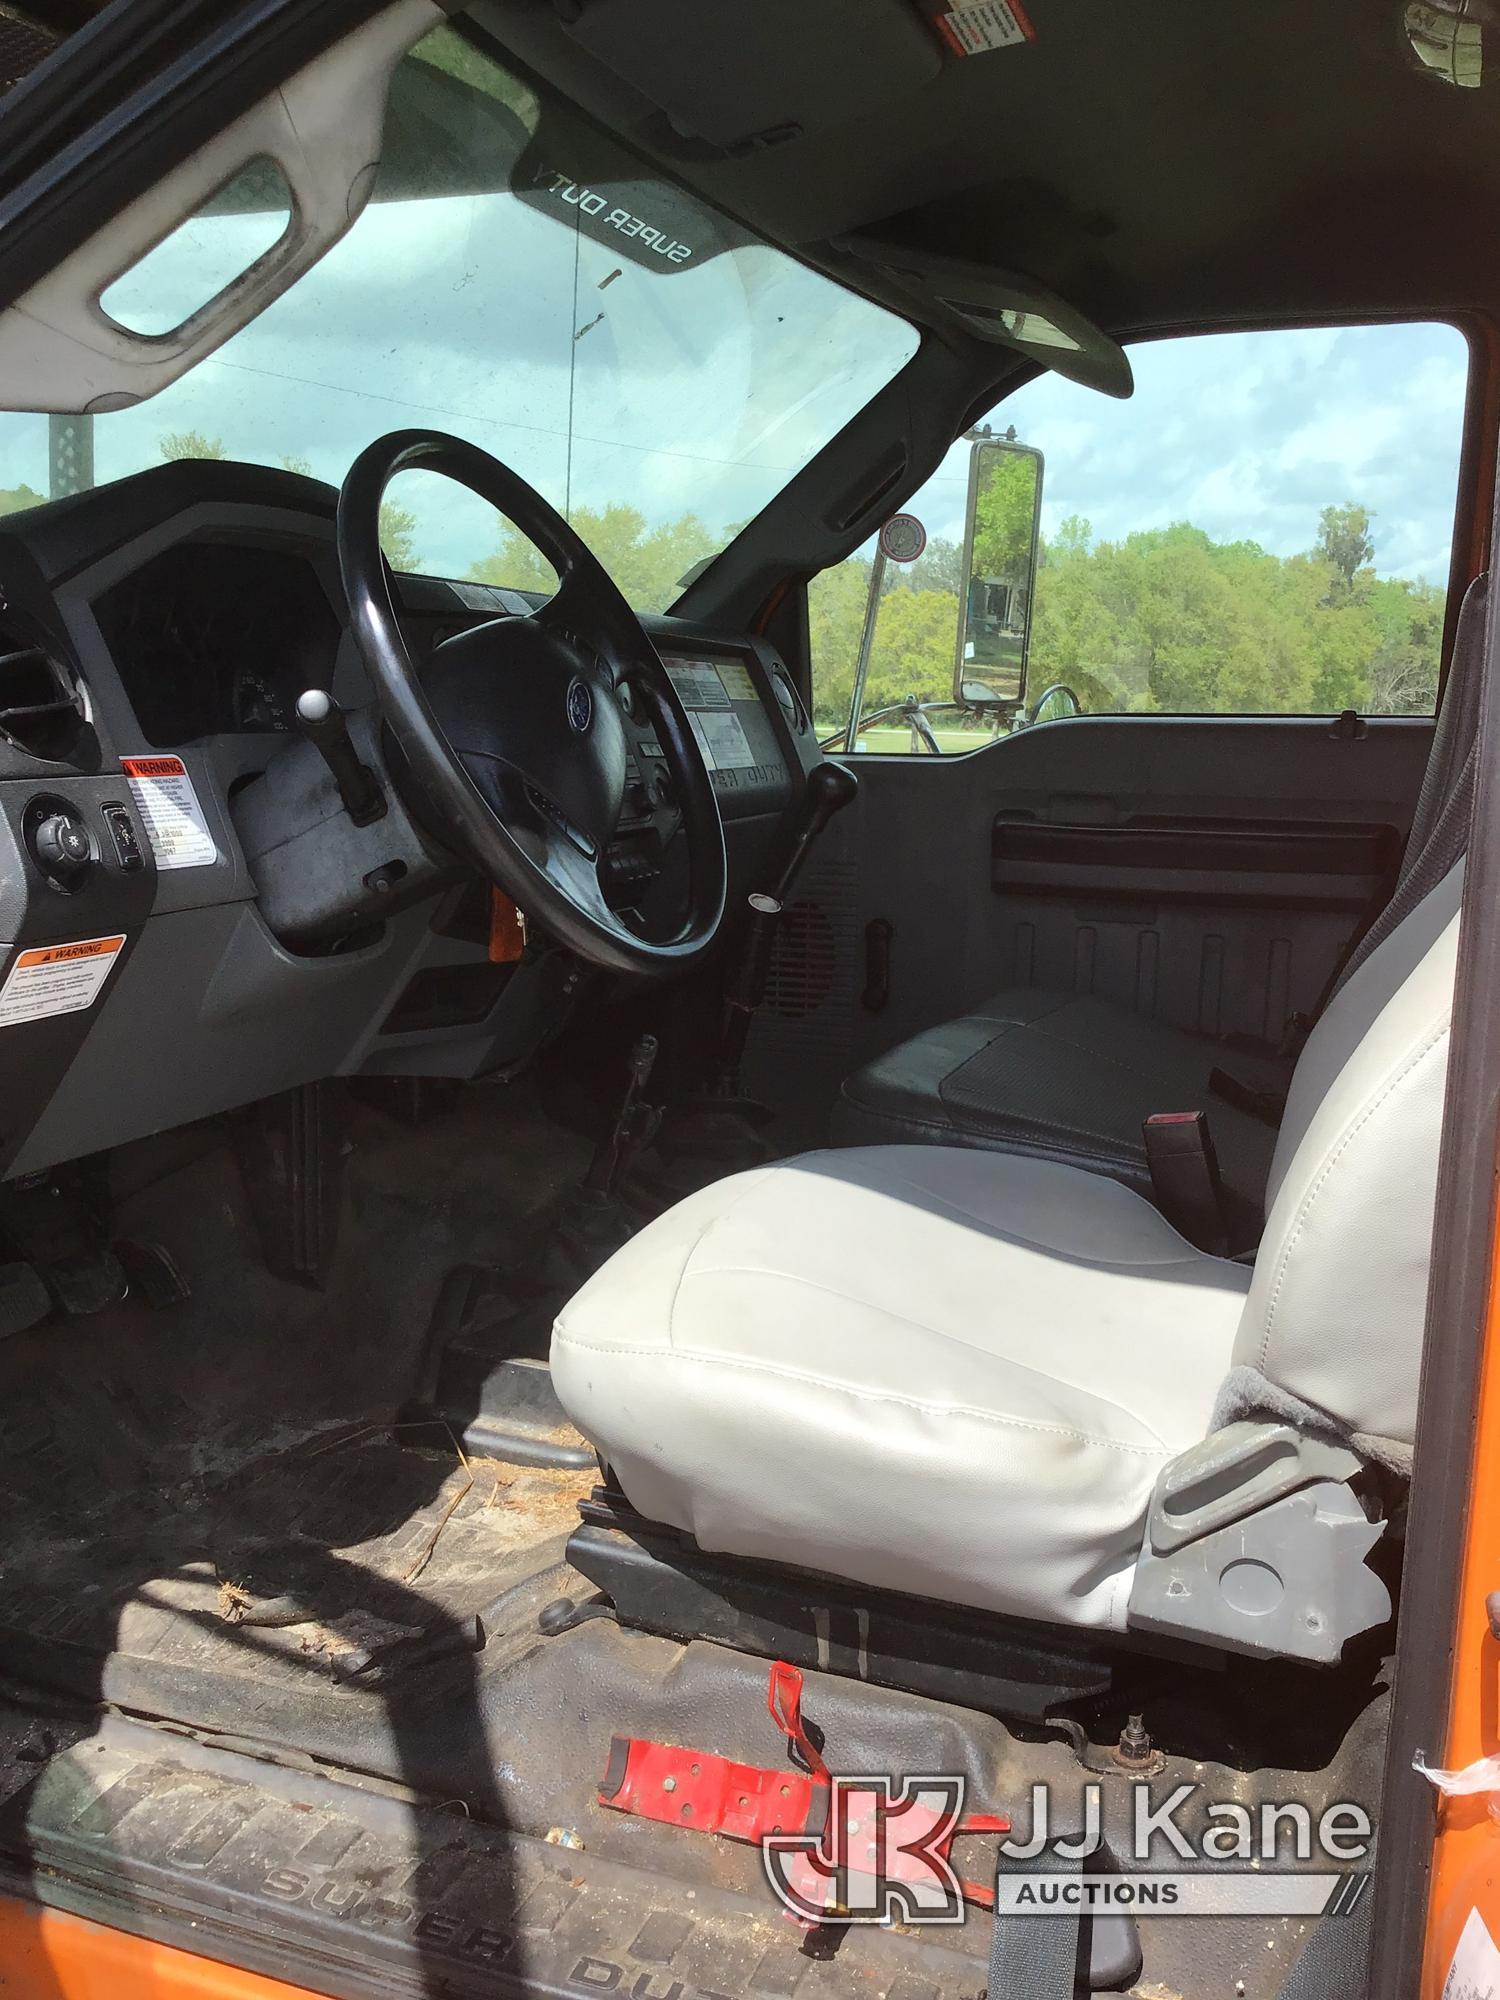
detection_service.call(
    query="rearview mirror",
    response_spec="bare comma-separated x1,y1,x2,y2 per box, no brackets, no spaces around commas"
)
953,435,1044,712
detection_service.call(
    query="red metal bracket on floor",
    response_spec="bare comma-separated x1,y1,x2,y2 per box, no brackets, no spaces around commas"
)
596,1660,1009,1922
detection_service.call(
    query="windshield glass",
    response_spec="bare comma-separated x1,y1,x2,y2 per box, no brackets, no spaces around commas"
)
0,23,918,610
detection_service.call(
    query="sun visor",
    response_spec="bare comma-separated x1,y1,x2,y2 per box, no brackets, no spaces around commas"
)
839,238,1133,398
0,0,440,415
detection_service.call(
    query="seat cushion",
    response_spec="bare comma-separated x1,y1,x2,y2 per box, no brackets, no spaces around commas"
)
831,989,1284,1232
552,1145,1249,1632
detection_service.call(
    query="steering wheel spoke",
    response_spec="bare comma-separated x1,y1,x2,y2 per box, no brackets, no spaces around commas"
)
337,430,725,977
531,564,594,641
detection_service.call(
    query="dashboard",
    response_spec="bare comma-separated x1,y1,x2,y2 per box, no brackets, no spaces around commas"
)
0,458,816,1180
91,538,345,742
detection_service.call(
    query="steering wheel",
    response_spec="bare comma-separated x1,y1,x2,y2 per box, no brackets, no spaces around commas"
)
337,430,726,978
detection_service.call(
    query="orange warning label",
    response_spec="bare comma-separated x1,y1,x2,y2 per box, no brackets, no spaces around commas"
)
0,933,125,1027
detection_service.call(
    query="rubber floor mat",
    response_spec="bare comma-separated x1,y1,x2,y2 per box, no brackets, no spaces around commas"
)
0,1712,997,2000
0,1423,594,1689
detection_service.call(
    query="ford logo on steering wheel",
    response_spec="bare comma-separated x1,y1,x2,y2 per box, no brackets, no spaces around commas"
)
566,679,593,735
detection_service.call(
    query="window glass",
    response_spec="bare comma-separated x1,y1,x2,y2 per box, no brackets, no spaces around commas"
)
0,25,918,612
810,322,1469,751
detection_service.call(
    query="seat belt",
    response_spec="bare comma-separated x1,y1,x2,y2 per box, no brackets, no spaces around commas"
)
988,1835,1142,1996
989,1839,1084,1998
1208,1060,1289,1127
1273,1865,1374,1998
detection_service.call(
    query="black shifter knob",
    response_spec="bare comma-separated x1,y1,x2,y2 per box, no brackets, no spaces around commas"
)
772,759,858,903
805,758,859,818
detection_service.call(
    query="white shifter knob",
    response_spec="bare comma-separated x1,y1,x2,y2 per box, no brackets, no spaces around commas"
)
295,688,333,726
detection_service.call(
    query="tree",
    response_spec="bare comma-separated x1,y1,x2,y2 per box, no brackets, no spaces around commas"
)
377,501,421,572
280,452,420,571
806,556,873,732
1314,504,1375,599
469,503,716,614
971,447,1042,580
160,429,227,462
0,484,44,517
899,536,964,597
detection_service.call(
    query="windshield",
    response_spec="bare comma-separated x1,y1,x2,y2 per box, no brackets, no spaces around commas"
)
0,23,918,610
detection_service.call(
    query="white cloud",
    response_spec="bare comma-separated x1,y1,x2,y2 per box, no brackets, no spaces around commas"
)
895,323,1465,586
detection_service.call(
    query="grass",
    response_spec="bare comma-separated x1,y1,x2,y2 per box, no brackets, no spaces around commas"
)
850,726,999,757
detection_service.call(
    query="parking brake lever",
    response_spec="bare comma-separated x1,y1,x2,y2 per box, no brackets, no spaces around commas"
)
295,688,387,827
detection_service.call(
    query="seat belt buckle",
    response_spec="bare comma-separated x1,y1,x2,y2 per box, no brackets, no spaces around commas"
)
1143,1110,1230,1257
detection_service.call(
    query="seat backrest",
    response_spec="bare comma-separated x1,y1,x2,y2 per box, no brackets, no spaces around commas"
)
1231,862,1463,1448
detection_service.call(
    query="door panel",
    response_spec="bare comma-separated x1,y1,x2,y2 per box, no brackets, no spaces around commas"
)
743,714,1433,1133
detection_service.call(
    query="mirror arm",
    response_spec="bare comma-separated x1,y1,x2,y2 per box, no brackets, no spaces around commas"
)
844,543,888,752
905,699,943,754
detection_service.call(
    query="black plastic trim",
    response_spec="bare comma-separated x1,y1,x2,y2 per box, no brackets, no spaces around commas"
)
991,814,1400,911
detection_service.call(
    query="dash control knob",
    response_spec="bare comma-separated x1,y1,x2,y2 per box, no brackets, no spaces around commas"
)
31,809,93,890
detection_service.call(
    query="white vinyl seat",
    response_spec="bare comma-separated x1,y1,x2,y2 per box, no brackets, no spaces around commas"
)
553,864,1462,1654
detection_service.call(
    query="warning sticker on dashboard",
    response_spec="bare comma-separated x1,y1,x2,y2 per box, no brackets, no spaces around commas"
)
935,0,1034,54
121,755,217,871
0,934,126,1028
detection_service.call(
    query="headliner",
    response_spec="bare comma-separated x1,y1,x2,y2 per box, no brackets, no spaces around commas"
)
485,0,1500,337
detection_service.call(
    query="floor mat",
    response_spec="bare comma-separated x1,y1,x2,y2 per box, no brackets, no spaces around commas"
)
0,1080,596,1693
0,1709,1005,2000
0,1424,594,1689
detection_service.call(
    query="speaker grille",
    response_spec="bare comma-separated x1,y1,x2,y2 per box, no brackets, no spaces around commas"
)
752,857,859,1053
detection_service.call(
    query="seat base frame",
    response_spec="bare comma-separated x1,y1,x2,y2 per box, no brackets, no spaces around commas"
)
564,1490,1222,1727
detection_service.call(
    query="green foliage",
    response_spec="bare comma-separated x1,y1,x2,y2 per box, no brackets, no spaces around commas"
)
282,451,419,568
1027,517,1442,716
0,484,43,517
469,503,716,614
1315,503,1375,598
160,429,227,462
807,555,960,727
809,503,1446,735
901,536,963,596
136,429,1445,730
378,501,421,570
971,446,1041,579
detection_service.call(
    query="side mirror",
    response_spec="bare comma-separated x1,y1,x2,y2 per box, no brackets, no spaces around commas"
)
953,436,1044,713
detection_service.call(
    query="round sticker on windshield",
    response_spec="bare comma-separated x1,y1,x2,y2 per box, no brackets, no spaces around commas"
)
879,513,926,563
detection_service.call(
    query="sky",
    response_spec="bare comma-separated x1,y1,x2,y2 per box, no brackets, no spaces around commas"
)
0,187,1468,594
0,188,919,582
892,321,1469,587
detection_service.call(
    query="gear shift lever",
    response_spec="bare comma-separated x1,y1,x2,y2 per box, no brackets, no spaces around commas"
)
294,689,387,827
768,760,860,903
582,1034,660,1201
714,760,858,1092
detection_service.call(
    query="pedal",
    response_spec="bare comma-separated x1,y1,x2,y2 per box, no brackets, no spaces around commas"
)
114,1239,191,1311
231,1081,344,1288
0,1261,52,1338
0,1173,128,1319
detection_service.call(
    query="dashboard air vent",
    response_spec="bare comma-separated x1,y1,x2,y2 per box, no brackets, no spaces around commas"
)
0,610,87,763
